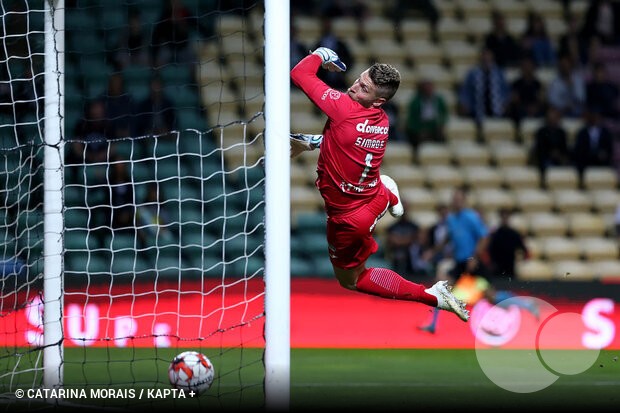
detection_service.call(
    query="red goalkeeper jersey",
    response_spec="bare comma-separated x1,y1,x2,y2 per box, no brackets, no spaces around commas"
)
291,54,390,216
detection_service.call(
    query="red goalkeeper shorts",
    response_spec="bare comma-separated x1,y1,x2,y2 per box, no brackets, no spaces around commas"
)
325,184,397,269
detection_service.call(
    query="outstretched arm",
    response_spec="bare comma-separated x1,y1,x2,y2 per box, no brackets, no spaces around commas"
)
290,49,350,123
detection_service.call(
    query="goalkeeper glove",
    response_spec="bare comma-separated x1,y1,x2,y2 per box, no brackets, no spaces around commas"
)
312,47,347,72
290,133,323,159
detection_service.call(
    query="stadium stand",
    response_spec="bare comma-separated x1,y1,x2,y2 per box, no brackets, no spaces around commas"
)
4,0,616,281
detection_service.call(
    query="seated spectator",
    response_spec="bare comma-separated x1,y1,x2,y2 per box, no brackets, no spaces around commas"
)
111,8,150,69
520,12,557,68
457,47,510,125
312,17,354,91
133,74,177,138
506,57,546,128
580,0,620,47
532,107,571,187
67,99,110,168
559,13,589,67
586,62,619,119
547,55,586,118
423,203,452,270
150,0,211,67
105,158,135,231
484,11,522,68
382,100,406,142
405,77,448,151
572,107,614,187
101,72,135,140
384,202,431,277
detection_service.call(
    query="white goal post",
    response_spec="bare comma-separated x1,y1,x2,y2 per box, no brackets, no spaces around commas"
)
263,0,291,409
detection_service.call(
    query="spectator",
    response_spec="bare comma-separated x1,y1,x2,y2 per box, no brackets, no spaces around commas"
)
532,106,571,187
405,77,448,151
572,107,614,187
520,12,557,68
547,55,586,118
418,187,489,333
559,13,589,67
134,74,177,137
105,158,135,231
384,206,421,277
423,203,452,271
506,57,546,128
580,0,620,46
381,100,406,142
487,208,530,278
101,72,135,140
151,0,205,67
457,47,510,125
111,8,150,69
585,62,620,119
312,17,354,91
484,11,522,68
68,99,110,167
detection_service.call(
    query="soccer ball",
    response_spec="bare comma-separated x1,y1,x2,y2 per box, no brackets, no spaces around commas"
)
168,351,215,394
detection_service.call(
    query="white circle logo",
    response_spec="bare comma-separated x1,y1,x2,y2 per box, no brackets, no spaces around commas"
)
474,296,601,393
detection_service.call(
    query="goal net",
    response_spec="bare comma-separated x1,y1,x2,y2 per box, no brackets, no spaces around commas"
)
0,0,281,410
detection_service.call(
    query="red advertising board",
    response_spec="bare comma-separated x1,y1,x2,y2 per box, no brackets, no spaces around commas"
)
1,278,618,349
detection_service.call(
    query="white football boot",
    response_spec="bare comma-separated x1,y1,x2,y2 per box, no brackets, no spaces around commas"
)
380,174,404,218
425,280,470,322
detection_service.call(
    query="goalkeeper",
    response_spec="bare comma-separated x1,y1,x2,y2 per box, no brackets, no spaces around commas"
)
290,47,469,322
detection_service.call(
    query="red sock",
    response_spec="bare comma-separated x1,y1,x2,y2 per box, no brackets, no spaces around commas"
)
356,267,438,307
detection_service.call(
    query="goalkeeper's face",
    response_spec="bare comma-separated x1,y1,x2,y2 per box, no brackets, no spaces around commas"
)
347,69,386,109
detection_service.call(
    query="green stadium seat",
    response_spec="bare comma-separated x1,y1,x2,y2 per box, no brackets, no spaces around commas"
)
65,208,89,229
159,63,195,86
228,256,264,278
294,211,326,234
64,229,102,251
298,233,328,256
178,109,209,131
110,250,151,275
223,234,263,260
65,251,110,275
106,233,139,251
310,256,335,278
291,256,316,276
100,8,128,30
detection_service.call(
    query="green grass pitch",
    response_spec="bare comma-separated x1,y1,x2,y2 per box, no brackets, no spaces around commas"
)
2,348,619,412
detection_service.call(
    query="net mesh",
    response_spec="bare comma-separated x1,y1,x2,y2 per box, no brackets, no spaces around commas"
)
1,0,267,410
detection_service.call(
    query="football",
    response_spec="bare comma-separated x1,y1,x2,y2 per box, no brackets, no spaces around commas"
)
168,351,215,394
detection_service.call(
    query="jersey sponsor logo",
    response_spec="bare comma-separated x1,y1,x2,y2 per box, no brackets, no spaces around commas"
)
321,88,341,101
355,137,385,149
355,119,389,135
